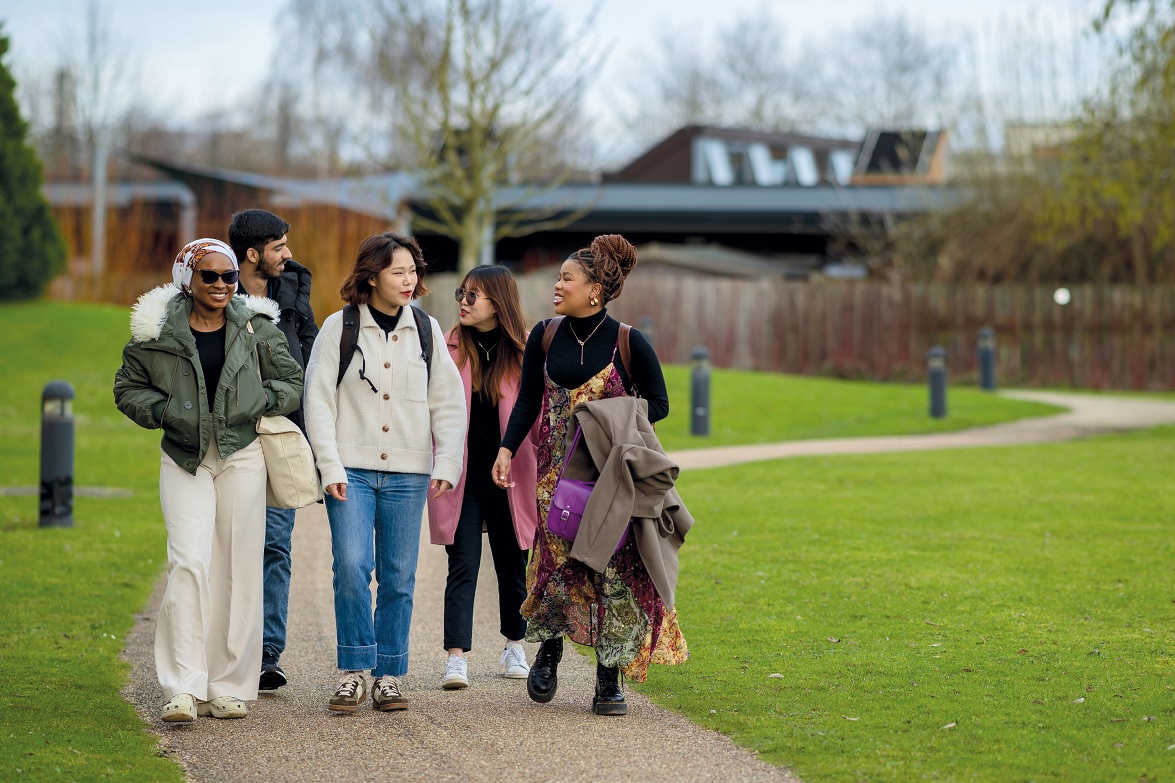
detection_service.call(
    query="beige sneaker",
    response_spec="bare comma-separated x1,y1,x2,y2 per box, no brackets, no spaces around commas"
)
161,693,196,723
197,695,247,719
328,672,368,712
372,675,409,711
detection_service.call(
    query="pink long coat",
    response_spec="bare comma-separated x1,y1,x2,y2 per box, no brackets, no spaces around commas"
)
426,328,539,549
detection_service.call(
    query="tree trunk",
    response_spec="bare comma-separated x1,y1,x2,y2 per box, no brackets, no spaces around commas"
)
457,214,483,276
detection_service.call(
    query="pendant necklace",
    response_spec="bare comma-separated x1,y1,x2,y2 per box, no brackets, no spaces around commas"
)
475,337,496,363
567,315,606,365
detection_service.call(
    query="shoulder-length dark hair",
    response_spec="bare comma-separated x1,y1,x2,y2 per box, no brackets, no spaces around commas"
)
452,265,527,404
339,230,430,304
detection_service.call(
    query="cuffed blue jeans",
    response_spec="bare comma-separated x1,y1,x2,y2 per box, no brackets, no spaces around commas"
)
262,505,297,663
325,468,429,678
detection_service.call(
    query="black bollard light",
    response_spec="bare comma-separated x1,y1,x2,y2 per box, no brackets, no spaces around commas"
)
639,315,655,349
690,346,711,436
40,380,75,528
977,327,996,391
927,346,947,419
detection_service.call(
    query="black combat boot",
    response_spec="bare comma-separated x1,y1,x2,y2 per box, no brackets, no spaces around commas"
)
592,662,627,715
526,637,563,703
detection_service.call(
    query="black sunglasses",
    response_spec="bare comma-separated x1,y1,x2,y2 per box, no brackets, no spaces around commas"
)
454,288,490,306
198,269,240,285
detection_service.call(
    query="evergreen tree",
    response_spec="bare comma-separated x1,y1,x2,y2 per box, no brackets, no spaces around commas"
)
0,24,67,301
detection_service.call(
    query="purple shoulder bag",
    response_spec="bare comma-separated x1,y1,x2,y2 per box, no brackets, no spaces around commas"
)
546,425,629,550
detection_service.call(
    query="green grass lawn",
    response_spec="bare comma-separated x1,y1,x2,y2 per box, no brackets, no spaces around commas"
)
0,300,1158,782
637,428,1175,783
657,366,1062,451
0,301,181,783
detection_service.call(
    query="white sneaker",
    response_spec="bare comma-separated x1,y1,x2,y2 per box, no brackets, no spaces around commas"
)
500,642,530,679
441,654,470,690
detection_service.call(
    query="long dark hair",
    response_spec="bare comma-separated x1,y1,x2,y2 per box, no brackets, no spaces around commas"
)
339,230,430,304
452,265,527,404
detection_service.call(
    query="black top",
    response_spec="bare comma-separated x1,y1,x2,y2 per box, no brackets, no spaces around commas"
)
368,303,402,336
191,324,227,411
500,310,668,454
466,326,504,495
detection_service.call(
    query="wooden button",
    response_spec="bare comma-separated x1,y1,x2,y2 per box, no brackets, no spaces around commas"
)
391,334,398,342
382,393,390,400
380,453,388,460
382,425,389,432
383,362,390,368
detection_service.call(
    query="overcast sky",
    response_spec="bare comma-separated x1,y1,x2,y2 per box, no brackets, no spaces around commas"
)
2,0,1104,162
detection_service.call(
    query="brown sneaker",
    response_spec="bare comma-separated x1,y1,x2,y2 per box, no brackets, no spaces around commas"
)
372,675,408,711
328,672,368,712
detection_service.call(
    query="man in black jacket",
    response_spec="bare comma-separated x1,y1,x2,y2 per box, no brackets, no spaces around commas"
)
229,209,319,691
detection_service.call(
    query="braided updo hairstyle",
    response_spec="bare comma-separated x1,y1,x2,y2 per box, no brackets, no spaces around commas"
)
569,234,638,303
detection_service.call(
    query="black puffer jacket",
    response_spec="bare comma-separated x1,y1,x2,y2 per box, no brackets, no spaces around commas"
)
268,259,318,431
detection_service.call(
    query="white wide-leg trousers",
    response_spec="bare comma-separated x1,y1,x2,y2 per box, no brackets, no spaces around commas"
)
156,439,266,701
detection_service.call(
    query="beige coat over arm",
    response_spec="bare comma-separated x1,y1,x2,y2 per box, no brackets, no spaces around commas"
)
561,396,693,608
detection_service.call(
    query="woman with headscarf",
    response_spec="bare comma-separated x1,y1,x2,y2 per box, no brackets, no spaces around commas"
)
493,234,688,716
114,239,303,723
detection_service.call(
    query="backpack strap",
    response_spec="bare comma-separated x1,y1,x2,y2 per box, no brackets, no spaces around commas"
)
541,316,564,354
411,305,433,384
336,304,361,387
617,322,632,381
337,304,433,388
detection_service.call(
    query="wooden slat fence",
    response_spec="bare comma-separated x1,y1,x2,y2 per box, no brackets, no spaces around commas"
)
423,272,1175,390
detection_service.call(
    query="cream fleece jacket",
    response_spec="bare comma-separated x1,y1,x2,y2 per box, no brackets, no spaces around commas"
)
304,303,466,489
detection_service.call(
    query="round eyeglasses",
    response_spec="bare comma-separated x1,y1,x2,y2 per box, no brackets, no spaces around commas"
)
454,288,491,306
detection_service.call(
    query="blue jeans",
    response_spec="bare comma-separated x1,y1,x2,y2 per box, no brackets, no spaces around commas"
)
325,468,429,678
262,505,297,663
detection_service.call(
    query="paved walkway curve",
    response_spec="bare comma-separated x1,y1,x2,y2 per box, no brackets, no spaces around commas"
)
120,390,1175,782
672,390,1175,470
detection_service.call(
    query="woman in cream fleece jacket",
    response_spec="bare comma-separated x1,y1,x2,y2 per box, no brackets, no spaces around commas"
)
304,231,465,713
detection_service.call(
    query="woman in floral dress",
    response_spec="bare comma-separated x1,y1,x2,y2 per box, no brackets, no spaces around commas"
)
493,234,687,716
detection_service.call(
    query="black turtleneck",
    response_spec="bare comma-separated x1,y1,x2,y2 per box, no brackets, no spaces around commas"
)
466,325,503,494
368,303,402,336
470,325,502,381
500,309,668,454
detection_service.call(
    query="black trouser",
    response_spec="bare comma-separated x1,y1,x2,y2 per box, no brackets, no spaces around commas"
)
443,487,529,651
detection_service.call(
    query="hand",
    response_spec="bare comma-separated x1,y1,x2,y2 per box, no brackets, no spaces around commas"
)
327,482,347,501
492,448,515,488
430,479,452,498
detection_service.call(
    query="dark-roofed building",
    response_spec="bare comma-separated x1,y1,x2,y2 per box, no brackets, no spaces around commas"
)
604,125,861,187
45,125,957,306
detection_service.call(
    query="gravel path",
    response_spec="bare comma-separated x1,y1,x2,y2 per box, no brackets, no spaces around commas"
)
122,509,799,783
120,390,1175,782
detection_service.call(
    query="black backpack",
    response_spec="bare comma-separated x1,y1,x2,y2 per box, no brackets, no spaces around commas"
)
336,303,433,387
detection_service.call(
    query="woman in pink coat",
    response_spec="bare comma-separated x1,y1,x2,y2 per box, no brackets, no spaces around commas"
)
427,265,538,689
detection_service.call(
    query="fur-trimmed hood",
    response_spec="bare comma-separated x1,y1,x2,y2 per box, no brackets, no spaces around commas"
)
128,284,280,343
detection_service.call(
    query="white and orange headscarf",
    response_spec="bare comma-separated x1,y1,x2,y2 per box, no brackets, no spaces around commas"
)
172,238,238,294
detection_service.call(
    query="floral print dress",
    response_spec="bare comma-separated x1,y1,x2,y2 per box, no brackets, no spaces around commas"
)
520,345,688,681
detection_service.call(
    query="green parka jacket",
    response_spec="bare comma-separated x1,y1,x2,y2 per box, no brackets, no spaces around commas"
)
113,284,304,475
